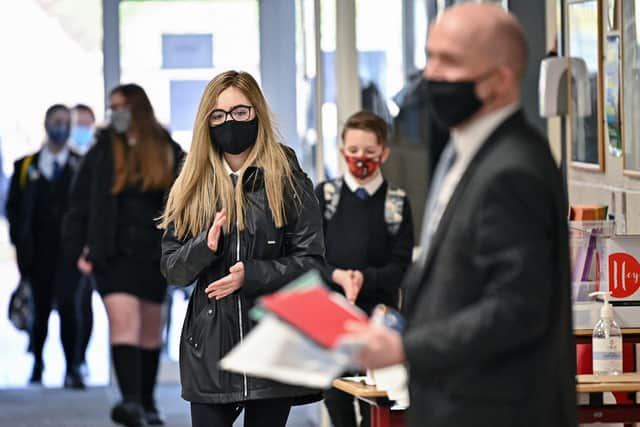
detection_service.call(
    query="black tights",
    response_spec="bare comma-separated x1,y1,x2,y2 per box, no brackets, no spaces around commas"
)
76,274,94,364
324,387,371,427
31,276,79,369
190,399,291,427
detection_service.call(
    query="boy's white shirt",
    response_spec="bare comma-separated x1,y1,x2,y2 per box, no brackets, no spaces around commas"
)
39,143,70,181
343,169,384,196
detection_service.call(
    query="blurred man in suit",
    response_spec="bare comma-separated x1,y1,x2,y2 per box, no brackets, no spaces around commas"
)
350,4,576,426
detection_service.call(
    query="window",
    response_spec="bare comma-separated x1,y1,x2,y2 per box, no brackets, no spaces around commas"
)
119,0,260,150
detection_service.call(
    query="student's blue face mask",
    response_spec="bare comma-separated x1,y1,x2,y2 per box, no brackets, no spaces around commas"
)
71,126,94,147
46,124,71,146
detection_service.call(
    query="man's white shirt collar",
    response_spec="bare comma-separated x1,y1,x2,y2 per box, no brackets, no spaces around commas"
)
451,102,520,164
420,102,521,252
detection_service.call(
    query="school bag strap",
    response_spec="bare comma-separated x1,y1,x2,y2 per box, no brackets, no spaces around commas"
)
384,183,406,236
322,177,405,236
19,155,34,190
322,177,343,221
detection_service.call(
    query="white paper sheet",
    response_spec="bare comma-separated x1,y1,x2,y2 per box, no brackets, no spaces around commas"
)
219,315,364,389
371,364,410,408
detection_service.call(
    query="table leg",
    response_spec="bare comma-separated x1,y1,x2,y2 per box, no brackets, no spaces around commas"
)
369,405,406,427
370,405,390,427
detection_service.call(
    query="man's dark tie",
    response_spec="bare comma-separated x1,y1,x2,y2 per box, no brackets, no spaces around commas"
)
52,161,62,181
230,173,238,187
354,187,369,200
417,141,457,262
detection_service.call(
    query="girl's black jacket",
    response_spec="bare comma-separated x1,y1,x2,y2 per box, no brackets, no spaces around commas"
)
160,149,325,404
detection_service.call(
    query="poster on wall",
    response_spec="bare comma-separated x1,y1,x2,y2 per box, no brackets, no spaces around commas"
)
605,34,621,157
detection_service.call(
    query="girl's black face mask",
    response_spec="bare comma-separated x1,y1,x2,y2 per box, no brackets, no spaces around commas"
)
209,118,259,155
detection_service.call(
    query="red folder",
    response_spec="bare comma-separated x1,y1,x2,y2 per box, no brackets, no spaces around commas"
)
260,287,368,349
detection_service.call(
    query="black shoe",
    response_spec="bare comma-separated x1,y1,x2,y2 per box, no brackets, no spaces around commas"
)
111,401,146,427
29,362,43,384
143,403,164,425
64,368,86,390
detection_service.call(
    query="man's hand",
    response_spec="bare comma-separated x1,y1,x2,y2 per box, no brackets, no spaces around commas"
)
205,262,244,300
207,208,227,252
347,322,406,369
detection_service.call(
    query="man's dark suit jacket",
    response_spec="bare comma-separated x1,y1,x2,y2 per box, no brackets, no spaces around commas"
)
402,111,577,427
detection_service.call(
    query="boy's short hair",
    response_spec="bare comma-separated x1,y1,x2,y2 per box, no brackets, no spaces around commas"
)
72,103,95,121
44,104,70,124
341,111,388,147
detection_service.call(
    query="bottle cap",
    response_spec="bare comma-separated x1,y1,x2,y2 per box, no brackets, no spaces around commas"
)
589,291,614,319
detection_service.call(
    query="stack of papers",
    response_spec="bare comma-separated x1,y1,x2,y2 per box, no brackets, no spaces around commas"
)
220,271,369,389
369,364,410,407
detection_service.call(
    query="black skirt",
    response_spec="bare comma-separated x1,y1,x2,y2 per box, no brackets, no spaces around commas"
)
93,185,168,304
94,254,167,304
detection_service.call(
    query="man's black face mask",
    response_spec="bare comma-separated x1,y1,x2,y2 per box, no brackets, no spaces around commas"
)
425,70,495,129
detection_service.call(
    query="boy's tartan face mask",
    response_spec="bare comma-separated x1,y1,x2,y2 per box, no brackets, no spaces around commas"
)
344,154,380,180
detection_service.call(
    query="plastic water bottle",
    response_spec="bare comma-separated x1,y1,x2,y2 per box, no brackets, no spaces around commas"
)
590,291,623,375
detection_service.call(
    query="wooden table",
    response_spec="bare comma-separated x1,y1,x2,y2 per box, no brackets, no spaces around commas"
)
333,374,640,426
577,373,640,424
332,378,405,427
575,328,640,425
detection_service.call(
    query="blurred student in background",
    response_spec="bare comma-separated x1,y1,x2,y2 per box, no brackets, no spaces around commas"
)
316,111,413,427
70,103,96,155
70,103,97,377
7,104,84,389
63,84,184,426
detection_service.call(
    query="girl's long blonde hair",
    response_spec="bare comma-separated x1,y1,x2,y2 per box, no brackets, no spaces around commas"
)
160,71,294,239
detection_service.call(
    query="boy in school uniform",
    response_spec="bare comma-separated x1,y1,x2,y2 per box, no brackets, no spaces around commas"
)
6,104,84,388
315,110,414,427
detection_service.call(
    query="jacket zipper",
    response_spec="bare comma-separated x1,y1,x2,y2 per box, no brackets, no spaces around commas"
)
236,220,248,398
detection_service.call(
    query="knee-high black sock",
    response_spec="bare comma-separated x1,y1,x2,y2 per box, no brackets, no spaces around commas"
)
111,345,141,403
140,347,161,407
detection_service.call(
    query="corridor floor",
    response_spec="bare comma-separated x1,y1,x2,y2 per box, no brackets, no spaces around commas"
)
0,384,189,427
0,384,324,427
